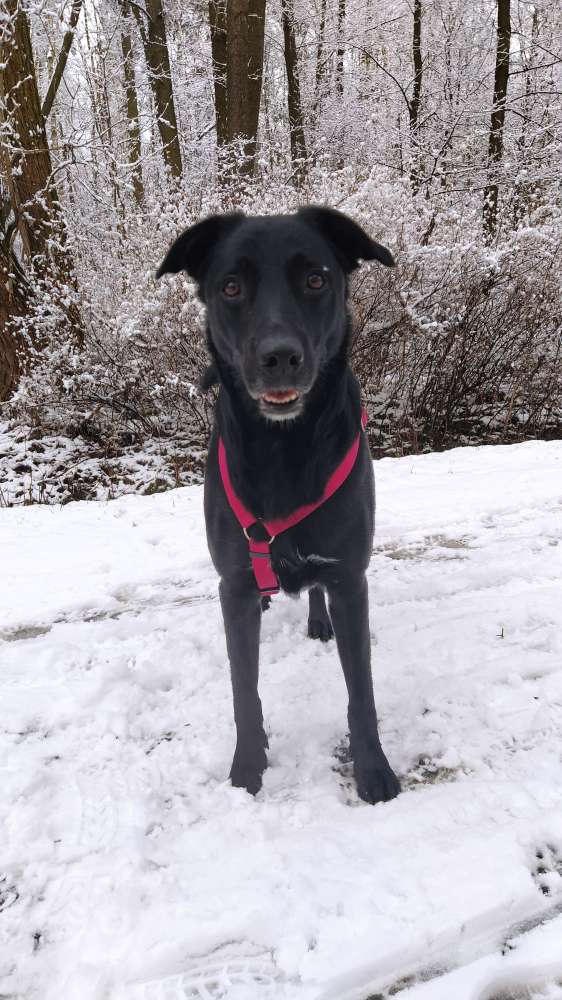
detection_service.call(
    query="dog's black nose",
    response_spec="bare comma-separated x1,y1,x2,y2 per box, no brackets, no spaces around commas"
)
258,339,303,376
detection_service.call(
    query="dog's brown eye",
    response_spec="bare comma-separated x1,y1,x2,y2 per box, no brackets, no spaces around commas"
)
306,272,325,290
223,279,241,298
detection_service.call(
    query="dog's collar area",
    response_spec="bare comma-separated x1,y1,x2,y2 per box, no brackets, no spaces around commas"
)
218,409,368,597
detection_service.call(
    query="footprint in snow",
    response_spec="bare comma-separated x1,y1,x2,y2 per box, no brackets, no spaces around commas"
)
531,844,562,898
0,583,215,644
122,955,280,999
0,874,19,912
0,623,52,642
403,755,460,789
375,533,472,562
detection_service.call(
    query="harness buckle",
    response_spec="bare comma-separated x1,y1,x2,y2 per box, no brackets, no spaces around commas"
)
243,524,276,544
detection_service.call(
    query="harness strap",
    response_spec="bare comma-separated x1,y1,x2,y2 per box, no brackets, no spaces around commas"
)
218,409,368,597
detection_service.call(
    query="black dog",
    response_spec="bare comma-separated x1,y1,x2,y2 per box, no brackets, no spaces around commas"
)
157,207,400,805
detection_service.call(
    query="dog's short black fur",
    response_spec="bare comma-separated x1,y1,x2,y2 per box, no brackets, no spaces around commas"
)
157,207,400,805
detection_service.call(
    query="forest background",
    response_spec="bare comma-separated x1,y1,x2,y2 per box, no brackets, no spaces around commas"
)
0,0,561,504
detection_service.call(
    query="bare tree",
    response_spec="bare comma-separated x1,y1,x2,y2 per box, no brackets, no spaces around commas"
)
209,0,228,146
512,4,540,226
336,0,345,99
120,5,144,204
483,0,511,239
42,0,84,120
0,244,27,401
0,0,81,400
225,0,266,175
1,2,67,261
409,0,423,193
281,0,307,178
311,0,327,131
131,0,183,179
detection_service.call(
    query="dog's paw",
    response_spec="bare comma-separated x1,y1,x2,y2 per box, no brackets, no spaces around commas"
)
230,749,267,796
355,760,401,805
307,617,334,642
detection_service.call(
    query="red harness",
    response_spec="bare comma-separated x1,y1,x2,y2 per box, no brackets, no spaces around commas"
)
218,410,368,597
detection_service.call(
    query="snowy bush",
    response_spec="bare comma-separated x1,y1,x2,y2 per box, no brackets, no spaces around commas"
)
3,159,560,506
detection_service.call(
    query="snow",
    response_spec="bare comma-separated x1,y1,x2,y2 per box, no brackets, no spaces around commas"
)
1,439,562,1000
0,421,206,506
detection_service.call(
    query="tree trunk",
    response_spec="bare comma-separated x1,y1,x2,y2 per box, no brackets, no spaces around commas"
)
336,0,345,99
0,247,28,401
483,0,511,240
120,10,144,204
409,0,422,194
513,6,538,227
0,0,81,400
225,0,266,175
0,0,67,261
209,0,228,146
137,0,182,179
41,0,84,120
311,0,327,131
281,0,307,178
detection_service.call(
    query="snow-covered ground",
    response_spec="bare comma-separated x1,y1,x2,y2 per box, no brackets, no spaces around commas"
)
1,440,562,1000
0,420,205,506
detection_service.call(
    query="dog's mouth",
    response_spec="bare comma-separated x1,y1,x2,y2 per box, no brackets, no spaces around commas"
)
258,388,303,420
261,389,300,405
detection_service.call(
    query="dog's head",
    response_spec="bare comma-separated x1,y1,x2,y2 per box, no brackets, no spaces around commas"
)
157,207,394,422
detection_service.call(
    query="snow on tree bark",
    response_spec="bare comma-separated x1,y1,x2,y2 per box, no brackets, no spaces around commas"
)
483,0,511,240
282,0,307,179
0,0,81,402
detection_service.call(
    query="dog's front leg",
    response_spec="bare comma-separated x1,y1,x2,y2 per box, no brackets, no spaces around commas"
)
328,575,400,805
219,578,268,795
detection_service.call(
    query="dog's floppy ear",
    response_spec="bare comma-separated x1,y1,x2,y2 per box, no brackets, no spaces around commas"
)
298,206,394,272
156,212,245,283
199,363,219,392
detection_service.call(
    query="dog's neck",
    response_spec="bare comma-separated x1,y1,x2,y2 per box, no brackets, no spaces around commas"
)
209,332,362,521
